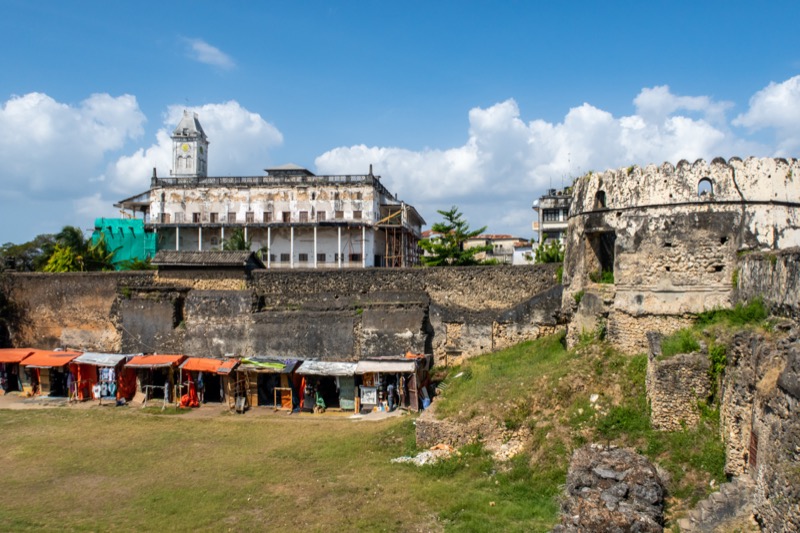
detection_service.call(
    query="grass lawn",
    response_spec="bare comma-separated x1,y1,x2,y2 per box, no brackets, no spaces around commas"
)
0,406,555,532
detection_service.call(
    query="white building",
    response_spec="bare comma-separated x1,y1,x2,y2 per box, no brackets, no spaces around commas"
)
532,187,571,245
116,111,425,268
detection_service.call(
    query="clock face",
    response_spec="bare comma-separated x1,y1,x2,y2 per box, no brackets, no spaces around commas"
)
181,143,191,153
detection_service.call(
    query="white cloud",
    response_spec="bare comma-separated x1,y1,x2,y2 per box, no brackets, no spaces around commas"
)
316,85,773,239
185,38,235,69
0,94,281,244
0,92,145,196
733,75,800,155
104,101,283,194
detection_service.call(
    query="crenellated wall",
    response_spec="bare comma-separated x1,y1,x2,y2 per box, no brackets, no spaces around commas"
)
562,157,800,353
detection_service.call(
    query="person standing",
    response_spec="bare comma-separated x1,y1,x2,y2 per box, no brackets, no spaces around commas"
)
387,382,396,411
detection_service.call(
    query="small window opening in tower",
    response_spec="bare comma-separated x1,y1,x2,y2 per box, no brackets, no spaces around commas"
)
595,190,607,209
698,178,714,197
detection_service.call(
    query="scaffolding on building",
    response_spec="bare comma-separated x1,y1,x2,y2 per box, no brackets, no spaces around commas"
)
377,204,421,268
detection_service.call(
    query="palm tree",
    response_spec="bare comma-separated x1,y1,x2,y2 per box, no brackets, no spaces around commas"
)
222,228,251,251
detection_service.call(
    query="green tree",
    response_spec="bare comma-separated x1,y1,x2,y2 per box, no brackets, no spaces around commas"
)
534,240,565,263
43,244,81,272
41,229,115,272
222,228,252,251
0,233,56,271
419,206,491,266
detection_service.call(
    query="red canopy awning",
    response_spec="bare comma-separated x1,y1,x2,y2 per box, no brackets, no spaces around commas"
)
0,348,35,364
180,357,238,374
20,350,82,368
125,354,186,369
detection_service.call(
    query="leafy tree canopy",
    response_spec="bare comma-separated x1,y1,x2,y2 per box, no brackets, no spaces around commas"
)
0,233,56,271
40,227,115,272
534,240,565,263
419,206,492,266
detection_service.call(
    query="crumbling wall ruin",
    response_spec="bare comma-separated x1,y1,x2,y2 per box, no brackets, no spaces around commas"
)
645,333,711,431
562,157,800,354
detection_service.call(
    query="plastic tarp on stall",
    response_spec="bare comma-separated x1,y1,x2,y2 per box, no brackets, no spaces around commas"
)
237,357,299,374
0,348,35,364
125,354,186,368
20,350,82,369
295,361,357,376
180,357,239,374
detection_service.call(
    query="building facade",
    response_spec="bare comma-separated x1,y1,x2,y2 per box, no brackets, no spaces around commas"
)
532,187,572,245
463,234,529,264
116,112,425,268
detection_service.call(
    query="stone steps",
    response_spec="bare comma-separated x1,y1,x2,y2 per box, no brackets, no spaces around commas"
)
676,476,756,532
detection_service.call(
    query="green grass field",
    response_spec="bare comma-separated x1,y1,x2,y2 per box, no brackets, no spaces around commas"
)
0,329,737,531
0,406,556,532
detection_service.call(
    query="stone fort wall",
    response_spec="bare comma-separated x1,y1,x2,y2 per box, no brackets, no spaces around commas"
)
0,264,561,364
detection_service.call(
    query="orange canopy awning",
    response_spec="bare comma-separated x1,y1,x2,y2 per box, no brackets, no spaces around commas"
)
20,350,83,368
125,354,186,369
180,357,238,374
0,348,35,364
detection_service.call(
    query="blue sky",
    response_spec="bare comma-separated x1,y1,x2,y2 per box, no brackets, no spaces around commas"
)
1,0,799,244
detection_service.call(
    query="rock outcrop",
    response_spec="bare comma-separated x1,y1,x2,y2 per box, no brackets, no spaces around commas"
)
553,444,665,533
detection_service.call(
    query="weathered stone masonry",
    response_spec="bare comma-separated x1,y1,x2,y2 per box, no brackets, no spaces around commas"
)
0,265,562,364
562,157,800,354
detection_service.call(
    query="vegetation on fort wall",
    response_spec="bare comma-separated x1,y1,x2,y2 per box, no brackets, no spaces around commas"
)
434,332,727,525
659,298,769,360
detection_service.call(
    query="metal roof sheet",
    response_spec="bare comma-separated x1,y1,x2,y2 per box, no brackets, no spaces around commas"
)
295,360,357,376
72,352,135,367
355,360,417,374
152,250,265,268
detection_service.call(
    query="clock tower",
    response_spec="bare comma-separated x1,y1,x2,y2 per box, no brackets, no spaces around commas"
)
171,110,209,178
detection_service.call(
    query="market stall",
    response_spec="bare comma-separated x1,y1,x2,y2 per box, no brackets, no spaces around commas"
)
178,357,239,407
124,354,186,406
0,348,34,394
295,360,357,412
69,352,138,403
355,358,420,412
235,357,300,411
20,350,83,397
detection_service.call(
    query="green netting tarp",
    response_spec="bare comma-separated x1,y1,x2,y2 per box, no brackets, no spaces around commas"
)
92,218,157,270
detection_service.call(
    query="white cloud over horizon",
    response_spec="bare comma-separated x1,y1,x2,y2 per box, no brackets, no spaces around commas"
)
2,75,800,245
104,101,283,194
185,38,235,69
315,80,800,238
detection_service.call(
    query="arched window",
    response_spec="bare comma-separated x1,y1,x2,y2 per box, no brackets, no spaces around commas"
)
698,178,713,197
595,190,607,209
